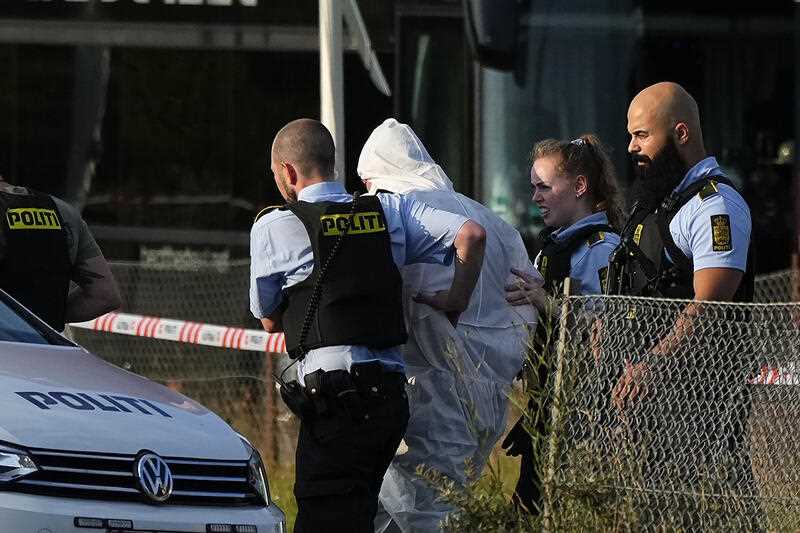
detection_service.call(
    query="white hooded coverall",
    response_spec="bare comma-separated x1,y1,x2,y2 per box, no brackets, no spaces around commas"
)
358,119,539,532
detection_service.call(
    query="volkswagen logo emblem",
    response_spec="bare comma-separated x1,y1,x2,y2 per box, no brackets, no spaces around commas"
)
135,453,173,502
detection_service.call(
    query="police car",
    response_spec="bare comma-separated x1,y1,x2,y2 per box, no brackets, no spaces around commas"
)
0,289,285,532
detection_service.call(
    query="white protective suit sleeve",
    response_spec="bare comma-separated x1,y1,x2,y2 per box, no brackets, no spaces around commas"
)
358,118,539,533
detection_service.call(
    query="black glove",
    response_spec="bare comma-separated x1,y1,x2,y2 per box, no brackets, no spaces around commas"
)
501,416,533,457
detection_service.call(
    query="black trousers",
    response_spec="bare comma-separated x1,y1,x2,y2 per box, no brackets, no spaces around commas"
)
293,370,409,533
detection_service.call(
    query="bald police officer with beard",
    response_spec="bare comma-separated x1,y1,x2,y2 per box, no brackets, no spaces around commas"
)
612,81,752,303
607,82,760,529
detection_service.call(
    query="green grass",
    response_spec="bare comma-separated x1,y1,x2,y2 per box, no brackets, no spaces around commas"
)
266,460,297,532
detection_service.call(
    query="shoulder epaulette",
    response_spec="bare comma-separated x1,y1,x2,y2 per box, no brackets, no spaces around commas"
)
586,231,606,247
254,205,286,223
698,180,720,201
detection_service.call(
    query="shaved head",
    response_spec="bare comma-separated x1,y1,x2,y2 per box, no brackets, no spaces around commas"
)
271,118,336,180
627,82,707,193
629,82,703,145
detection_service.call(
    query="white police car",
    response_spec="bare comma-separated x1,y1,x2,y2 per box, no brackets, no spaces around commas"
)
0,290,285,532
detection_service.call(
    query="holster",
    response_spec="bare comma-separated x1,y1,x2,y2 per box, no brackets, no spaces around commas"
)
282,362,407,442
278,380,314,420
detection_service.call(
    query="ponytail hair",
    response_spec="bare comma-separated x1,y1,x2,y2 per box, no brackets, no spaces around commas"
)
529,133,623,230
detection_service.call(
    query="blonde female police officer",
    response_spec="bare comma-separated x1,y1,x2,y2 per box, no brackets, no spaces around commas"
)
503,134,623,513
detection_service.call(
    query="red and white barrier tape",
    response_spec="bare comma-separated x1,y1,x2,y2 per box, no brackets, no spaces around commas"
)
70,312,287,354
750,365,800,386
68,314,798,383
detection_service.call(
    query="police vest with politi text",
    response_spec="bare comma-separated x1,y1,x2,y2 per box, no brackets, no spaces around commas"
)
277,195,407,358
0,188,71,330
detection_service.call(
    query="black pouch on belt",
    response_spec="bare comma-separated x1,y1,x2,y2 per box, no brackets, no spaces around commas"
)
324,369,365,421
303,369,329,416
278,380,314,421
350,361,385,399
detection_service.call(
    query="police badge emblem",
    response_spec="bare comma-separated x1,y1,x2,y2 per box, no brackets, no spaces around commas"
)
710,214,732,252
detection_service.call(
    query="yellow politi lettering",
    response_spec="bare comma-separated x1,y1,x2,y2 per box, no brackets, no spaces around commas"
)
320,212,386,236
321,217,337,235
6,208,61,230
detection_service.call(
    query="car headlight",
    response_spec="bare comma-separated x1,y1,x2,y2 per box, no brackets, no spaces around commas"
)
0,443,38,482
238,436,271,506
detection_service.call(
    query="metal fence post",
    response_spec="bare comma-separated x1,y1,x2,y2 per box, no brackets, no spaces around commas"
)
543,278,576,530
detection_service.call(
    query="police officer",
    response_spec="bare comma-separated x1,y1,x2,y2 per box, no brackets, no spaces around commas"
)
249,119,486,532
502,134,623,513
608,81,752,305
611,82,753,399
609,82,759,528
0,177,121,331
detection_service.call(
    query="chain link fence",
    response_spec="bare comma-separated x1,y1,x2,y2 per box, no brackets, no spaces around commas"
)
68,260,297,466
543,292,800,531
68,261,800,529
753,268,800,304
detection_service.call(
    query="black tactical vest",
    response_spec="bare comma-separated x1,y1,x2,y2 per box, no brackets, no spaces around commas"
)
0,188,71,330
621,177,754,302
278,195,407,358
537,223,615,293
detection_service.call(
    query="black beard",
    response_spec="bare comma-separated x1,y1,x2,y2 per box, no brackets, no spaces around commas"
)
629,139,688,212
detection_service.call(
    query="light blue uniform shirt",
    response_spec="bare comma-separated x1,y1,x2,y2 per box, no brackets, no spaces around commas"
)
249,181,470,382
534,211,620,295
667,156,751,272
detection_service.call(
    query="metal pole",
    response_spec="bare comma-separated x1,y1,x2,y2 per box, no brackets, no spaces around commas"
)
320,0,345,183
543,277,574,530
263,352,277,464
794,3,800,300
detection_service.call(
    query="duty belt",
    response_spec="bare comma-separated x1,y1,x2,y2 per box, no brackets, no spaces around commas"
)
280,361,407,426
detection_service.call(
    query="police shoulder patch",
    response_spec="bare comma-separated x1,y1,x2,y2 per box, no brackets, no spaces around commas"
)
254,205,285,223
710,214,732,252
698,180,720,201
586,231,606,247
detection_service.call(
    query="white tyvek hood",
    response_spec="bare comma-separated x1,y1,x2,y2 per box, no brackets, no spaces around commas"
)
357,118,455,194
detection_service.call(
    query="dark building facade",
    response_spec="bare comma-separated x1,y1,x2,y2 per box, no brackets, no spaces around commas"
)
0,0,796,271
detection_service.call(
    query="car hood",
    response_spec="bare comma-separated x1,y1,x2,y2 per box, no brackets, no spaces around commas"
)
0,341,250,459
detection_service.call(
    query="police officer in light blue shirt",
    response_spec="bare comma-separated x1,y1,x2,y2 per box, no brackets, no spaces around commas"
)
614,81,753,304
250,181,478,382
249,119,486,533
503,133,624,514
610,82,761,529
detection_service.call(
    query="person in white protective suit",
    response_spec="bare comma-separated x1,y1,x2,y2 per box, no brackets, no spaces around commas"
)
357,118,539,533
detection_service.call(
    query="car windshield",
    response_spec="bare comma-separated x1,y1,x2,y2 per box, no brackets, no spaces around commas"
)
0,294,61,345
